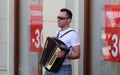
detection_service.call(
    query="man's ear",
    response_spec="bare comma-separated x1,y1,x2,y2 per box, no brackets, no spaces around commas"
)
67,18,72,23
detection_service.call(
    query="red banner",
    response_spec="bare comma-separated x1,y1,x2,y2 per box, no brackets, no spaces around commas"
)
103,5,120,62
30,4,43,52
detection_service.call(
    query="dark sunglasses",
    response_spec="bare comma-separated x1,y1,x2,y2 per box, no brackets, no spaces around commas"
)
57,16,68,20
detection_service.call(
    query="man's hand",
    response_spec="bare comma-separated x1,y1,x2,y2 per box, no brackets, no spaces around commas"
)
56,49,65,58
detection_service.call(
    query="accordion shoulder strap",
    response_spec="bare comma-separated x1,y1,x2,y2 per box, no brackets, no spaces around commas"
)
57,30,75,38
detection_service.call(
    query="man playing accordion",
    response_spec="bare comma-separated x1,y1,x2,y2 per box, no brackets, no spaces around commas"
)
42,8,80,75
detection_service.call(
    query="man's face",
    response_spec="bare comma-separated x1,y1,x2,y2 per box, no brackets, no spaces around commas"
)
57,12,69,28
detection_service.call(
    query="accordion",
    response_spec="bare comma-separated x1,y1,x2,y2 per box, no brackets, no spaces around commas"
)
39,37,70,72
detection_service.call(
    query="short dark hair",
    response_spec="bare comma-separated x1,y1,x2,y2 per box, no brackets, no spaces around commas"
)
60,8,72,19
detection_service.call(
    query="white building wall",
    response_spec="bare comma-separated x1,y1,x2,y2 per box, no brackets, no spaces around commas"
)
43,0,65,41
0,0,14,75
0,0,8,75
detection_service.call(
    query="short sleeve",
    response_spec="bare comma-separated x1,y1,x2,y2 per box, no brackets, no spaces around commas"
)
70,32,80,46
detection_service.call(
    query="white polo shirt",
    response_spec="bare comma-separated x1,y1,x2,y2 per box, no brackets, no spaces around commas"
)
56,27,80,65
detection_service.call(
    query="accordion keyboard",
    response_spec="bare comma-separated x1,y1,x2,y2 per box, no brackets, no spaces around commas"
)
45,47,61,70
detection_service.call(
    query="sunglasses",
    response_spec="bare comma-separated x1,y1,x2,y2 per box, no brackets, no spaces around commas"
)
57,16,68,20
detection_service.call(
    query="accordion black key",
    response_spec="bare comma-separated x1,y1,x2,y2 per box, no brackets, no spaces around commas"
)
39,37,70,72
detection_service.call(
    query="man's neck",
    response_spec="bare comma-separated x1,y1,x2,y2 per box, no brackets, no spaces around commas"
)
60,25,70,31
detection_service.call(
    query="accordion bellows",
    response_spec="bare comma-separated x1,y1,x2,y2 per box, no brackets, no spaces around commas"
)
39,37,70,72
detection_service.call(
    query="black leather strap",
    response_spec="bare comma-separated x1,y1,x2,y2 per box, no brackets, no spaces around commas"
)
57,30,75,38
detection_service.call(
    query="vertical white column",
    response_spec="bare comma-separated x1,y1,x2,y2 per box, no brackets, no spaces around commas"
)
7,0,9,75
72,0,80,75
8,0,14,75
72,0,84,75
73,0,79,32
